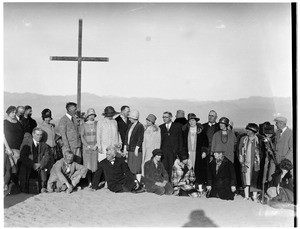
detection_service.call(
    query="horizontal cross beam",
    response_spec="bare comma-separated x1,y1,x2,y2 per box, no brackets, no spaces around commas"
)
50,56,109,62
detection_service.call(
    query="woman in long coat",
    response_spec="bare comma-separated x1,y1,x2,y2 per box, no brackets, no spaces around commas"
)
124,110,144,182
239,123,262,201
183,113,209,188
142,114,161,176
211,117,237,163
97,106,122,162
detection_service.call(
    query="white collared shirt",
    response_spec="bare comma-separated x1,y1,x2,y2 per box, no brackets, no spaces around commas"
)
66,113,72,120
33,139,39,147
120,114,127,123
166,122,172,130
208,122,216,127
280,127,287,135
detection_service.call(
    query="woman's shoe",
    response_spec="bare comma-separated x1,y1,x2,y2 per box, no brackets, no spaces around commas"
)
243,197,250,200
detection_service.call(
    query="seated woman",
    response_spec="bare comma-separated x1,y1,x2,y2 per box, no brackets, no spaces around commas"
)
171,149,200,197
143,149,173,195
266,159,294,208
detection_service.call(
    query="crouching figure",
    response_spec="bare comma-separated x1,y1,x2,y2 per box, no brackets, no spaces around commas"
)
47,150,87,193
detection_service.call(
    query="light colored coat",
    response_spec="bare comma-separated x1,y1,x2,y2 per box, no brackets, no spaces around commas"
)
275,127,293,163
142,125,161,175
58,115,81,152
96,117,121,162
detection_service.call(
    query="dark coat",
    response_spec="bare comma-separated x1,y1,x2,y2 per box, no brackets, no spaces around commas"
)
144,159,169,189
174,117,188,127
203,122,220,151
207,156,236,200
115,115,131,150
20,116,37,134
19,136,53,192
124,121,144,152
183,125,209,184
159,122,183,156
92,157,136,192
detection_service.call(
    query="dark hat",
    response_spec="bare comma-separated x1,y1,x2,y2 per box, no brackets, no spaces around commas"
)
246,123,259,133
178,148,189,161
152,149,163,157
102,106,119,117
219,117,229,126
187,113,200,122
41,108,52,120
259,122,275,135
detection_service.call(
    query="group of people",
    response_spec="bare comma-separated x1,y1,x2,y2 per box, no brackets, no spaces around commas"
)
3,103,294,206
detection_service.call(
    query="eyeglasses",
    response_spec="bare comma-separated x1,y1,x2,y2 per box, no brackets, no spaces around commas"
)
162,116,170,118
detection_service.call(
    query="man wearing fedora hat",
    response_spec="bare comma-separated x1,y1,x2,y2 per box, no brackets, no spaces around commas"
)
58,102,82,164
97,106,122,162
269,116,293,180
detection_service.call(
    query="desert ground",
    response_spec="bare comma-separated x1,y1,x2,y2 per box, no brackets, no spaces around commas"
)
4,187,295,227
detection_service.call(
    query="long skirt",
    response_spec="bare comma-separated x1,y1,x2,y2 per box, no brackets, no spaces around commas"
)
128,151,142,174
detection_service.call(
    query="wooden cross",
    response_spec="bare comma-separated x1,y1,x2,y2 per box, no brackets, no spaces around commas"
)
50,19,109,116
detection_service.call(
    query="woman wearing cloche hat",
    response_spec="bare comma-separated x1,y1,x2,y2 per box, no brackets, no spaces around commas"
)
182,113,209,191
141,114,161,176
238,123,262,201
80,108,99,187
38,108,58,162
123,110,144,183
211,117,237,164
96,106,122,163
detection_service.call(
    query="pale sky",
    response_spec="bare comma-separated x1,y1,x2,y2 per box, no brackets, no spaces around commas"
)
4,3,292,101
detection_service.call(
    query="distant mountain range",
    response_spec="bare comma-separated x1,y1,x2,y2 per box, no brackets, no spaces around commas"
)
4,92,293,128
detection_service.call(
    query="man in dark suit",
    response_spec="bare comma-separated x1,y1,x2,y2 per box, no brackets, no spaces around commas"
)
20,105,37,134
91,145,144,193
159,111,183,180
202,110,220,158
207,151,236,200
19,127,53,193
58,102,82,164
115,105,131,150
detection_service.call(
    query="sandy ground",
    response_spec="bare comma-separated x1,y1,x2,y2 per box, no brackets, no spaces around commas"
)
4,187,295,227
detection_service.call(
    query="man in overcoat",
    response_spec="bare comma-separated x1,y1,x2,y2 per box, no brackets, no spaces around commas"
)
91,145,143,193
207,151,236,200
19,127,53,193
159,111,183,180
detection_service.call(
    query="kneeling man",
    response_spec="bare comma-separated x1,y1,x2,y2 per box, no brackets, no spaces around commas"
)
47,151,87,193
92,145,143,193
207,151,236,200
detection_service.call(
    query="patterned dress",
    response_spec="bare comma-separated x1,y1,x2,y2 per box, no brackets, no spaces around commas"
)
81,121,98,172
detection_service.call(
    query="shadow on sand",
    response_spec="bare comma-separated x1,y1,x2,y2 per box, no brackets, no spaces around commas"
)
183,210,218,227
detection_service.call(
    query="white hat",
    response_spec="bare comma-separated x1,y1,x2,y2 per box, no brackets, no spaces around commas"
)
128,110,139,120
